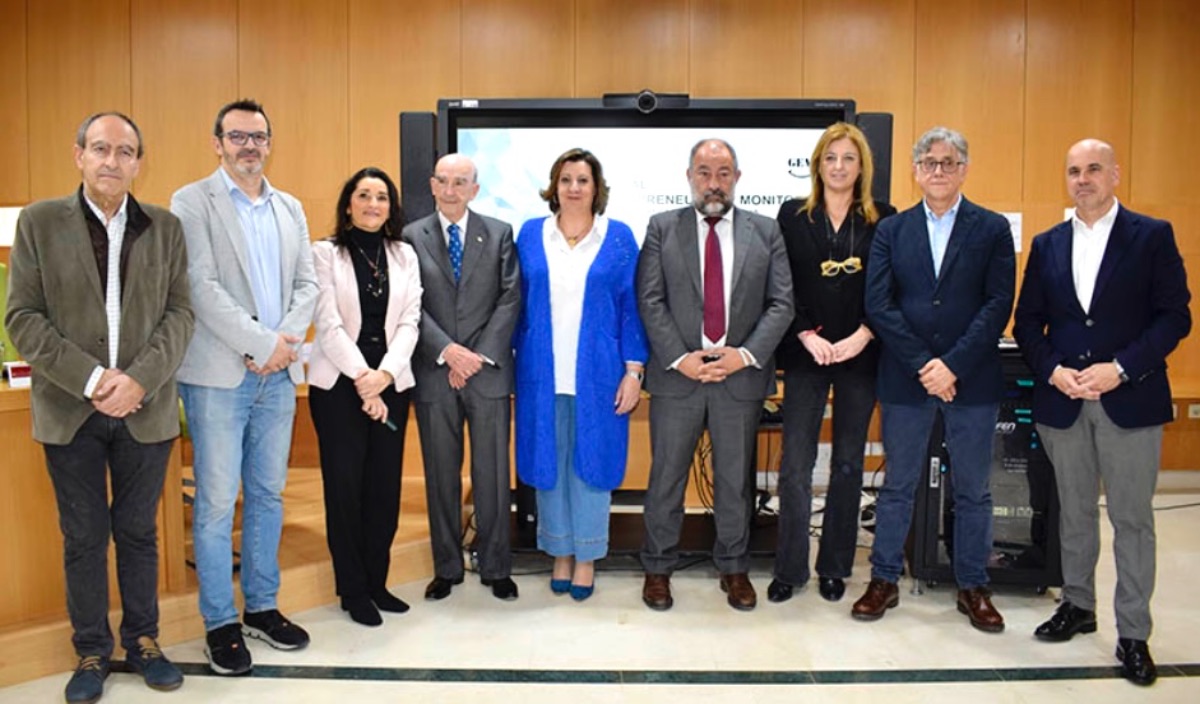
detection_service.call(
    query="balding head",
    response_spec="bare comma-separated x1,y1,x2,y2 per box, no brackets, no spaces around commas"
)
1065,138,1120,226
430,153,480,221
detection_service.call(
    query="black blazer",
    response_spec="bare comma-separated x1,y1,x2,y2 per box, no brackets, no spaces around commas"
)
775,199,895,373
1013,206,1191,429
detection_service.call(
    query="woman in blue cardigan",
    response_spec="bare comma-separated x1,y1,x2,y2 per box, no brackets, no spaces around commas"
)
513,148,648,601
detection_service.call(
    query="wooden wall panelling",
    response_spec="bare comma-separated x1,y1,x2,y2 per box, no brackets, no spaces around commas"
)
461,0,575,98
0,392,63,625
27,0,132,200
1129,0,1200,393
239,0,351,239
688,0,804,98
1130,0,1200,208
802,0,917,208
348,0,462,184
0,0,29,206
913,0,1024,210
1023,0,1133,208
130,0,239,207
575,0,689,97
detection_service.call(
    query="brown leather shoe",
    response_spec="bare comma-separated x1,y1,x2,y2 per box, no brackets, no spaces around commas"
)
851,578,899,621
957,587,1005,633
719,573,757,611
642,574,673,611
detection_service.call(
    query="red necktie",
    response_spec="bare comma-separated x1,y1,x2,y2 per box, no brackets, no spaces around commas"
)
703,216,725,343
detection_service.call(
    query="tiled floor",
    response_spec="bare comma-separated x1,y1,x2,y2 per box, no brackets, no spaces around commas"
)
3,493,1199,703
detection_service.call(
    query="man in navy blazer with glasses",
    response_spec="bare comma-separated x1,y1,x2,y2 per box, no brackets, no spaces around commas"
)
856,126,1015,633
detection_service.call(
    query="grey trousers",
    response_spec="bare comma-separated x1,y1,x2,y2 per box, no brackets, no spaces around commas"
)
415,392,512,581
641,384,762,575
1037,401,1162,641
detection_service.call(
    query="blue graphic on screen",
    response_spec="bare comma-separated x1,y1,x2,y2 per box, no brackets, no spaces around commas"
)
458,127,823,245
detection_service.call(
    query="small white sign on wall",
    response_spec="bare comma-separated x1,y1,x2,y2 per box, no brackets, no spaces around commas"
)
1002,212,1022,253
0,207,23,248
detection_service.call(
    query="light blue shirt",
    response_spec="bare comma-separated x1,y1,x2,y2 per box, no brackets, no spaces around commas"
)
924,194,962,277
219,168,283,330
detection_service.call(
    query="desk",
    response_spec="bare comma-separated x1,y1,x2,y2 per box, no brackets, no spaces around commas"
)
0,382,185,630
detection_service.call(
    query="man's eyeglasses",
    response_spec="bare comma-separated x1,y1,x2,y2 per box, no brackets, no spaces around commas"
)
820,256,862,277
221,131,271,147
917,158,963,174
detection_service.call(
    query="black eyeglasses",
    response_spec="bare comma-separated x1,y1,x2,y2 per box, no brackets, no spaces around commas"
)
221,130,271,147
917,158,963,174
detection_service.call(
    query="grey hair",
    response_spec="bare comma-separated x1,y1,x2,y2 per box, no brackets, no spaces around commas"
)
912,126,968,164
689,138,739,171
75,111,144,158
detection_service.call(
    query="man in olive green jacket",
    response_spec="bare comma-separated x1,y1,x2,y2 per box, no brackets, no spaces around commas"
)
5,112,193,704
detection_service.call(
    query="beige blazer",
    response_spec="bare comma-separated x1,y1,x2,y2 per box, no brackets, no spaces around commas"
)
306,237,422,391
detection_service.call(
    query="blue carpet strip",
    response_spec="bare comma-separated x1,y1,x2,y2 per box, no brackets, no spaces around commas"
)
161,662,1196,684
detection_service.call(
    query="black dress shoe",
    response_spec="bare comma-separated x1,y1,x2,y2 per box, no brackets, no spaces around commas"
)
1034,602,1097,642
424,575,464,601
371,589,411,613
340,596,382,627
767,579,794,603
818,577,846,602
1116,638,1157,686
481,576,519,600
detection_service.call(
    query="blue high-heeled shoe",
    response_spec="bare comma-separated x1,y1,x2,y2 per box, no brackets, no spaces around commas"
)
570,583,594,601
550,578,571,595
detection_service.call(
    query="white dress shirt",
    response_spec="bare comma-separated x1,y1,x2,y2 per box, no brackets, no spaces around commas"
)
1071,198,1119,313
82,193,128,398
544,215,607,395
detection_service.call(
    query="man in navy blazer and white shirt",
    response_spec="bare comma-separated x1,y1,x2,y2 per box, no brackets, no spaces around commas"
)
171,99,318,676
857,126,1015,632
1014,139,1190,686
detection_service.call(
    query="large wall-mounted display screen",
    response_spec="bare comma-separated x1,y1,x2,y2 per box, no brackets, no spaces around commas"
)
438,98,855,242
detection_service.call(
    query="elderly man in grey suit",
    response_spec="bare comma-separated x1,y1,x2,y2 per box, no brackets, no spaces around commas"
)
7,112,193,703
402,154,521,601
637,138,794,612
170,99,318,676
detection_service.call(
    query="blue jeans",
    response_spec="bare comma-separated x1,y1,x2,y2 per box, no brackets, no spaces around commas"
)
537,396,612,562
180,370,296,631
870,400,997,589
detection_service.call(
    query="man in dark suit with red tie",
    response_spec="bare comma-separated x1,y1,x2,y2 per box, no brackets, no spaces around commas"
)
637,138,794,612
1014,139,1190,686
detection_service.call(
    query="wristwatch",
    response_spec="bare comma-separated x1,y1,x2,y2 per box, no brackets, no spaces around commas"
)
1113,358,1129,384
627,369,644,382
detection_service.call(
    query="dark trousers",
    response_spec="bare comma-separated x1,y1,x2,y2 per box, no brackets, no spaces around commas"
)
415,390,513,581
641,384,762,575
310,364,411,599
43,412,173,657
774,365,876,585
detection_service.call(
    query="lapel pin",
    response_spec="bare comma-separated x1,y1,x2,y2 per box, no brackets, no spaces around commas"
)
476,236,483,243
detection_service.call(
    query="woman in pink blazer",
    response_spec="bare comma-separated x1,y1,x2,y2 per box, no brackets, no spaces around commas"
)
308,167,422,626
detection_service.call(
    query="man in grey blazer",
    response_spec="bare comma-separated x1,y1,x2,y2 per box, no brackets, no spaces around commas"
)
637,139,794,612
402,154,521,601
170,99,318,675
6,112,193,703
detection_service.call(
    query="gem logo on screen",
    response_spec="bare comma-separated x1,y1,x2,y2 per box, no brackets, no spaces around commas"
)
788,156,812,180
